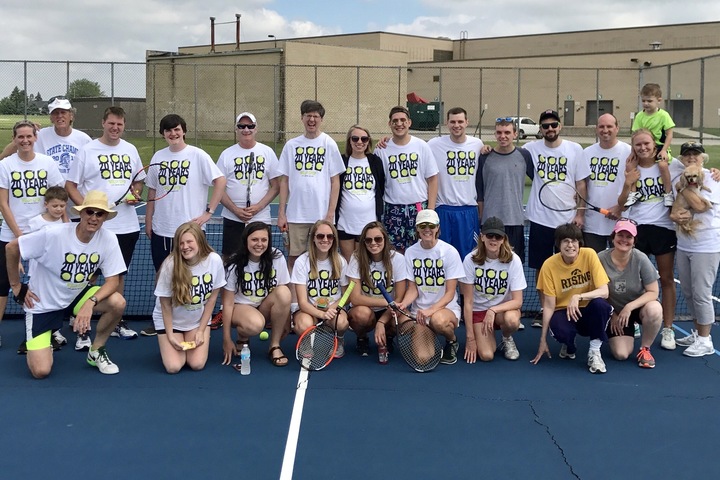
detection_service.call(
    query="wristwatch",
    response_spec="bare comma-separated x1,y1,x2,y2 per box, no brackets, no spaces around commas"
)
205,206,215,214
89,295,98,305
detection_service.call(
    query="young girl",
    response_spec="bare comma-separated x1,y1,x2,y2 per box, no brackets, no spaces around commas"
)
221,221,291,367
346,221,407,358
153,222,226,373
291,220,349,357
459,217,526,362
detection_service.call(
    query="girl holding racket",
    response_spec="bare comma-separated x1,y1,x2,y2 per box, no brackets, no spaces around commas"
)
291,220,349,357
152,222,226,374
460,217,526,362
221,221,292,367
346,221,408,358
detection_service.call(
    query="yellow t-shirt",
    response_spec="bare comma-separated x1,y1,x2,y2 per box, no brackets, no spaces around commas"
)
536,248,610,310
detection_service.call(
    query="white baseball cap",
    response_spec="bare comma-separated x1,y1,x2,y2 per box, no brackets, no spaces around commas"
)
48,98,72,113
235,112,257,124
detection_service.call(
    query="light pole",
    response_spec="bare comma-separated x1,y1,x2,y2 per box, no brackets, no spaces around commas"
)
268,35,277,49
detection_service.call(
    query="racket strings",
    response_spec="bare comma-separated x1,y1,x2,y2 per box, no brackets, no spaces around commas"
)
396,321,442,372
296,324,337,370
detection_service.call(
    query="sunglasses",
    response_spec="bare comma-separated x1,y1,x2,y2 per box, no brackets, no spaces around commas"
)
618,217,638,225
416,223,438,230
236,124,256,130
350,135,370,143
363,235,384,245
483,233,504,241
495,117,513,122
84,209,108,218
315,233,335,241
541,122,559,129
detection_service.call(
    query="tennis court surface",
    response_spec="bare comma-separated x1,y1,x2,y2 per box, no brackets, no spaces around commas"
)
1,317,718,479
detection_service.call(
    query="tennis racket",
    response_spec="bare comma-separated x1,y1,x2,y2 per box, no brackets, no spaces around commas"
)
377,283,442,372
538,180,610,215
245,151,254,208
295,281,356,371
113,162,178,206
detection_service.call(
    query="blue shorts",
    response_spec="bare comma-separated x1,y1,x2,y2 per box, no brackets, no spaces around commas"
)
437,205,479,259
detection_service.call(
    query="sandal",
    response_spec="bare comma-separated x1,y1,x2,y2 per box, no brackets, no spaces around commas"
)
268,346,288,367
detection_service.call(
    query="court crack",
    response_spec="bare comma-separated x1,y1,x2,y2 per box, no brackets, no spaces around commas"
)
529,401,581,480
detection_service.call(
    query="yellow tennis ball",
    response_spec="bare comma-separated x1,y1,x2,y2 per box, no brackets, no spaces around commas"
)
259,331,269,341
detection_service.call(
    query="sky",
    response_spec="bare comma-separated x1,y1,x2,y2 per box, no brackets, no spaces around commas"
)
2,0,719,62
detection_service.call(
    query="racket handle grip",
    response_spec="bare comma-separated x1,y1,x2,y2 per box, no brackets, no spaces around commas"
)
599,208,611,216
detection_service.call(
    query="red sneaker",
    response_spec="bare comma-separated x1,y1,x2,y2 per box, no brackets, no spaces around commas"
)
210,311,223,330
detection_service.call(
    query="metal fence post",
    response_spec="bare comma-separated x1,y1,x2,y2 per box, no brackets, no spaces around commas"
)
699,58,705,143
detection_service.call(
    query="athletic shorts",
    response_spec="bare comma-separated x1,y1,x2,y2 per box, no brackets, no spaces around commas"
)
438,205,480,260
0,240,10,297
472,310,501,330
151,232,173,272
156,328,184,335
116,231,140,274
505,225,526,264
222,218,246,256
337,229,359,242
606,309,642,339
288,223,313,257
583,232,610,254
383,201,427,252
528,222,557,270
635,224,676,257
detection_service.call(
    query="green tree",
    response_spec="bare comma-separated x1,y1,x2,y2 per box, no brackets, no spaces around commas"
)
67,78,106,99
0,87,28,114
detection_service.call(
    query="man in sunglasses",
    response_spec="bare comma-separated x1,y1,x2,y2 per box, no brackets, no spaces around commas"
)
6,190,127,377
524,110,590,327
582,113,631,252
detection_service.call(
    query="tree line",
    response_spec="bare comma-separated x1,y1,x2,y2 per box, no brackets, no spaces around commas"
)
0,79,106,115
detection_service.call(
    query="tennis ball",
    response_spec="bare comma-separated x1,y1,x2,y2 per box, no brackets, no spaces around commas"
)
259,331,269,341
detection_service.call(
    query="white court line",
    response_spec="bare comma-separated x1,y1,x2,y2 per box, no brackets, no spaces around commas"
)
279,367,310,480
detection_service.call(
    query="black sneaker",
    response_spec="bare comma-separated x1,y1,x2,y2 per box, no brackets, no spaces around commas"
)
440,340,459,365
531,310,543,328
140,324,157,337
386,335,395,354
51,335,63,351
17,341,27,355
356,336,369,356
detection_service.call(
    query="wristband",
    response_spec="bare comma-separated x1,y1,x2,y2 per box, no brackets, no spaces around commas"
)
14,283,28,305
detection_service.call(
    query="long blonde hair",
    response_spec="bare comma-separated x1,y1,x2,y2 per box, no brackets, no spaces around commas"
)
308,220,342,280
354,221,393,289
166,222,215,306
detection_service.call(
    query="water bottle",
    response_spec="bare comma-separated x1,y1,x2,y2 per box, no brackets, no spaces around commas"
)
240,343,251,375
378,344,389,365
281,231,289,249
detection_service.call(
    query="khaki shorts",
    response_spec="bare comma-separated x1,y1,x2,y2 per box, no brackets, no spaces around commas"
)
288,223,313,257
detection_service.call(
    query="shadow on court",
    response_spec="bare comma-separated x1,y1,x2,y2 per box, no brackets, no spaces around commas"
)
1,318,719,479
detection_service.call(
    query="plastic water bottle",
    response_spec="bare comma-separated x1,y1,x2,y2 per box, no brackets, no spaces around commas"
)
281,231,289,249
378,344,389,365
240,344,251,375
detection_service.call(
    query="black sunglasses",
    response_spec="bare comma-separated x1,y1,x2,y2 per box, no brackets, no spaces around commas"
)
237,124,256,130
541,122,559,129
363,235,384,245
483,233,504,241
84,209,108,218
618,217,638,225
350,135,369,143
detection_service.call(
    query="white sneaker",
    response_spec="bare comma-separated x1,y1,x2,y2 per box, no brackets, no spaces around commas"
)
559,343,576,359
334,336,345,358
110,320,138,339
660,327,676,350
683,337,715,357
87,346,119,374
500,336,520,360
676,330,698,347
52,330,68,346
75,334,92,351
624,191,642,207
588,350,607,374
517,321,525,331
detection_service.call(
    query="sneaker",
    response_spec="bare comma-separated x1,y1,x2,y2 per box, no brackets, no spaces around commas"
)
75,333,92,351
52,330,68,346
17,341,27,355
531,311,543,328
587,349,607,374
636,346,656,368
559,342,576,360
87,346,119,374
633,323,641,338
356,336,369,356
517,321,525,331
624,191,642,208
140,324,157,336
663,192,674,207
51,335,63,351
110,320,138,339
676,329,698,347
334,336,345,358
210,311,223,330
660,327,676,350
440,340,459,365
683,337,715,357
500,336,520,360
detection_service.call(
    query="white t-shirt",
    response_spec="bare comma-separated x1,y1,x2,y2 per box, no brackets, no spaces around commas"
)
278,132,345,223
147,145,224,237
337,156,377,235
152,252,226,331
583,141,631,236
68,139,145,234
345,251,408,311
218,142,280,224
428,135,483,207
18,224,126,314
622,162,674,229
26,214,64,277
290,253,348,307
460,251,526,311
0,153,65,241
35,127,92,177
672,166,720,253
375,136,439,205
224,249,291,307
524,139,590,228
404,239,463,317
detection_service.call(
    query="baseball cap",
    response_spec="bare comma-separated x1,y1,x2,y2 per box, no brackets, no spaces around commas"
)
680,142,704,155
613,218,637,237
416,209,439,225
481,217,506,237
48,97,72,113
539,109,560,123
236,112,257,124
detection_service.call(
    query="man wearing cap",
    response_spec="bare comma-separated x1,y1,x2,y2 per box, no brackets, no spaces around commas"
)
6,190,128,377
397,209,464,365
217,112,279,256
524,109,590,327
137,114,226,336
582,113,631,252
277,100,345,269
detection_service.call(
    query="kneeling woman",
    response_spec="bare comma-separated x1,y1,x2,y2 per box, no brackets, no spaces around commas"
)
153,222,226,374
222,221,292,367
291,220,349,357
460,217,526,362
